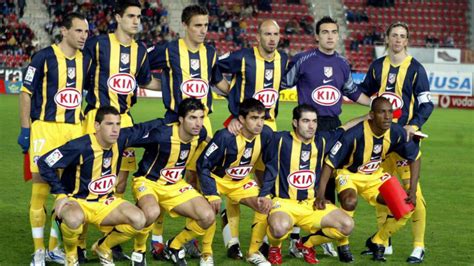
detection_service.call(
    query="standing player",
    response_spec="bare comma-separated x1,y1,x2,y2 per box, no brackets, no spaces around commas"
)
17,12,89,266
357,22,433,263
217,19,291,259
130,98,215,266
284,16,371,257
259,104,363,264
197,99,273,266
146,4,229,258
37,106,163,266
81,1,151,259
315,97,421,262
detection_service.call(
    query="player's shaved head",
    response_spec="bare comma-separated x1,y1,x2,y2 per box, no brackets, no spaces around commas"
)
257,19,279,33
371,97,392,112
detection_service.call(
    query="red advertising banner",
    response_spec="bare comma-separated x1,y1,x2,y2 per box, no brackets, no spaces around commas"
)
438,95,474,109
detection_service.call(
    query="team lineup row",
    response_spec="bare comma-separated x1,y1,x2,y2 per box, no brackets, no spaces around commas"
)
18,1,433,266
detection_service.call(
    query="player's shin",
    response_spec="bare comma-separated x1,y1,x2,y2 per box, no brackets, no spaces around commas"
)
134,224,153,252
30,183,50,251
170,218,207,250
202,221,216,255
248,212,268,254
60,223,83,257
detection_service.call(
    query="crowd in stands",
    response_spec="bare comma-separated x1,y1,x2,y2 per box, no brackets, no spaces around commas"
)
44,0,174,47
0,1,36,67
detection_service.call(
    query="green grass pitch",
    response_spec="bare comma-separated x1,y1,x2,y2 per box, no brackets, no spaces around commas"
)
0,94,473,265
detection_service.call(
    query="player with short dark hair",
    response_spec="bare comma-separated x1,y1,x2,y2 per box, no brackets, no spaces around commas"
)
357,22,433,263
18,12,89,266
37,105,164,266
315,97,422,262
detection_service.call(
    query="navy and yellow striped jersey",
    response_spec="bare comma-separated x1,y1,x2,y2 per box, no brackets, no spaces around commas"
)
133,123,208,184
358,56,434,129
326,120,420,174
21,44,85,124
258,129,343,200
83,33,151,115
197,125,273,196
217,47,289,120
37,119,163,200
147,39,224,120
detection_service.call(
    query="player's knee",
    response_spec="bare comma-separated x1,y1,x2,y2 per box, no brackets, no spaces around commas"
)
340,197,357,211
269,221,291,239
128,208,146,230
338,216,354,236
63,210,84,229
144,207,160,227
199,208,215,229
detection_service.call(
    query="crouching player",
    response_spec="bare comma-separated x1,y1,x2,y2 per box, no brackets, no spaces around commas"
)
130,98,215,266
37,106,164,265
258,104,364,264
315,97,421,262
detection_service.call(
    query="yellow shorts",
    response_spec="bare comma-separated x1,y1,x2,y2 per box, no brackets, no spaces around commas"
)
381,152,411,180
213,175,260,203
269,197,339,233
335,169,391,206
132,176,202,218
71,196,126,226
83,109,136,171
30,120,83,173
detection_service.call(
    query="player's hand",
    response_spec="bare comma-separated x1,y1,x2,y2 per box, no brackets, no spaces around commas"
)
405,190,417,206
17,127,30,153
403,125,417,142
209,198,222,214
257,197,272,214
227,118,242,135
54,196,70,219
314,197,328,210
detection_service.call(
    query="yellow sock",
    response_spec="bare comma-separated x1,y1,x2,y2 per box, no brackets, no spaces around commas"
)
267,226,288,247
412,187,426,248
373,210,412,246
226,199,240,238
134,224,153,252
248,212,267,254
77,223,88,249
30,183,49,251
337,209,354,246
60,223,83,256
102,224,139,249
201,222,216,255
48,210,60,251
170,219,206,250
152,212,165,242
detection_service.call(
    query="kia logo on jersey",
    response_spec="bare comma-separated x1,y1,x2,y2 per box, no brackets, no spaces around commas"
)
287,170,316,189
88,174,116,195
107,73,136,95
358,160,381,174
226,166,253,180
311,86,341,106
160,167,185,183
180,78,209,99
253,89,279,108
379,92,404,110
54,88,81,109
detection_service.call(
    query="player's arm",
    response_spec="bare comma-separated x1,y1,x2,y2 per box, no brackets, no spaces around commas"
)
144,76,162,91
282,55,301,89
406,65,434,133
343,73,371,106
314,162,335,210
121,119,166,147
18,53,44,152
257,133,280,213
355,63,379,97
340,114,368,131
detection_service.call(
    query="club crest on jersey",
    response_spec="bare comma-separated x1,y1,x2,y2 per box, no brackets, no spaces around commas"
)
67,67,76,80
108,73,137,95
160,166,185,183
120,53,130,65
373,144,382,154
338,175,348,186
54,89,82,109
301,151,310,162
253,89,278,108
179,150,190,160
287,170,315,189
265,69,273,81
379,92,404,110
312,86,341,106
324,66,333,78
190,59,200,71
180,78,209,99
226,165,253,180
243,147,253,159
88,174,116,195
103,157,112,168
243,180,258,190
358,160,381,174
388,73,397,84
